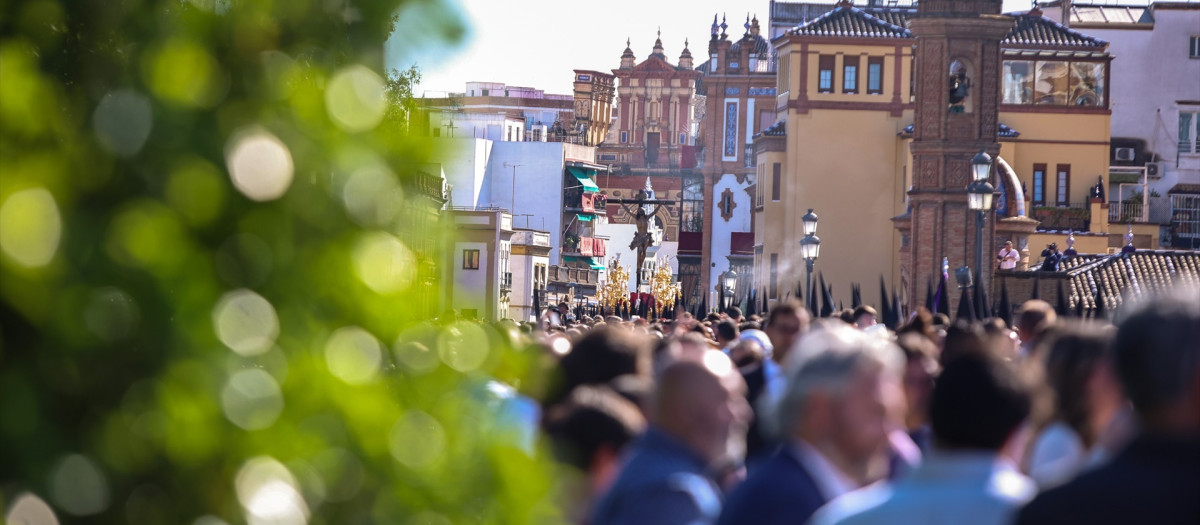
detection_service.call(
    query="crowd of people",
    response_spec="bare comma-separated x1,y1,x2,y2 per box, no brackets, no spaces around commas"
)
462,287,1199,524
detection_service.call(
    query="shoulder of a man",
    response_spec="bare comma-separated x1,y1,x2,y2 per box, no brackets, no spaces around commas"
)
595,472,720,525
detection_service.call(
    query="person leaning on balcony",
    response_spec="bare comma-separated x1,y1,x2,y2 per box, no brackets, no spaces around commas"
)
1039,244,1064,272
997,241,1019,270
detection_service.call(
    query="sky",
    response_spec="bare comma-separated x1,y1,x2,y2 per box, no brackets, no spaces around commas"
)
387,0,1041,97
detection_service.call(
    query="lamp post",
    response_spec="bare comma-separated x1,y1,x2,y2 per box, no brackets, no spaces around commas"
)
722,268,738,312
503,161,523,213
800,209,821,306
967,150,995,294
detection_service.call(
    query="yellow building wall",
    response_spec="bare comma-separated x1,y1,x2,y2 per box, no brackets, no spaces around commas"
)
803,43,913,103
997,111,1111,207
755,149,788,298
769,107,912,307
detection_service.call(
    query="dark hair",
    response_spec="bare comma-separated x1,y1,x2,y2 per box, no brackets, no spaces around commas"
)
838,309,855,324
940,320,988,366
931,350,1032,450
853,305,878,323
715,319,739,342
558,327,651,394
739,321,761,331
544,385,646,471
766,299,809,330
1113,289,1200,417
725,306,742,320
1040,324,1111,447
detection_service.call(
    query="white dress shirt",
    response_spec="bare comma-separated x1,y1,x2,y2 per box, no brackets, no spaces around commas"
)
792,440,858,501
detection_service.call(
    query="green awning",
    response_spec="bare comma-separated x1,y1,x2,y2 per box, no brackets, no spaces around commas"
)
576,213,594,222
562,255,605,270
567,167,600,192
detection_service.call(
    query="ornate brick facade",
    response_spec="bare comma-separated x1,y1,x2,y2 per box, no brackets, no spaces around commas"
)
897,0,1012,311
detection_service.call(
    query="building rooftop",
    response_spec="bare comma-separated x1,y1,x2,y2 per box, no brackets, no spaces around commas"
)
754,120,787,139
1061,251,1200,313
1004,10,1109,48
780,3,1109,49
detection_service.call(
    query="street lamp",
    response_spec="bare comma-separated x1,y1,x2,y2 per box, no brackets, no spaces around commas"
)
802,208,819,236
800,209,821,308
967,150,995,298
723,268,738,309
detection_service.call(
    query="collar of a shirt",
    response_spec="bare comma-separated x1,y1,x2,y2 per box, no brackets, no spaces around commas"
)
790,439,859,500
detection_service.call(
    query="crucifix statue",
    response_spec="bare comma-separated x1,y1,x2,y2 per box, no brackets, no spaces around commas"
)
607,177,675,292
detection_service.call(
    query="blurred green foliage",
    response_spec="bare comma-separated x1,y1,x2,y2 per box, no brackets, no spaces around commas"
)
0,0,563,523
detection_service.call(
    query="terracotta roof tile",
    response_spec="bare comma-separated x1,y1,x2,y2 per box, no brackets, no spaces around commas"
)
781,6,1107,50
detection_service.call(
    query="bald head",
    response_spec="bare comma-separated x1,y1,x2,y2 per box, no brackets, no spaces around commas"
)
653,351,750,464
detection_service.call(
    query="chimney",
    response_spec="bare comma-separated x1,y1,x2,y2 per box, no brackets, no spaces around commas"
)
1062,0,1072,27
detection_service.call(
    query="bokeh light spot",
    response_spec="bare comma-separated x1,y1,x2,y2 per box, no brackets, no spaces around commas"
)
92,90,153,157
49,454,110,516
388,410,446,469
393,340,439,375
4,492,59,525
84,287,140,342
0,187,61,268
325,64,385,133
225,129,294,202
324,327,382,385
221,369,284,431
145,38,224,107
235,457,308,525
437,321,490,372
352,232,416,295
341,164,403,227
213,289,279,356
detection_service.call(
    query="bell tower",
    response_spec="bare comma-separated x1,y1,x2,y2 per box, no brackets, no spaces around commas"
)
896,0,1012,311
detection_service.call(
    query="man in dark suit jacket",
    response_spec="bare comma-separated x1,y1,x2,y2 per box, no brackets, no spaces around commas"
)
716,326,905,525
1016,289,1200,525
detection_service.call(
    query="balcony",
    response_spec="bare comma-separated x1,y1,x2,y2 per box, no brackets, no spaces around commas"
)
1107,199,1172,225
1032,202,1090,232
562,236,607,257
564,190,607,214
549,265,599,285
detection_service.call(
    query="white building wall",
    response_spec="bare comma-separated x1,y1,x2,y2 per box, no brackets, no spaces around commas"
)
432,138,493,208
709,173,755,295
1047,7,1200,192
488,142,568,262
452,241,489,318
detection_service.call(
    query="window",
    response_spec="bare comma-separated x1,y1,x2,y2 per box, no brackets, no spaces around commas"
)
867,57,883,94
463,249,480,269
1191,36,1200,58
1181,111,1200,155
818,55,835,93
1033,164,1046,205
771,163,781,201
1034,61,1069,105
1069,62,1104,106
769,254,778,299
1056,164,1071,206
1004,60,1107,107
680,133,687,145
843,56,859,94
1002,60,1034,104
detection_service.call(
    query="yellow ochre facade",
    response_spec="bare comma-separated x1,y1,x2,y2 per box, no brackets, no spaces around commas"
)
754,3,1115,309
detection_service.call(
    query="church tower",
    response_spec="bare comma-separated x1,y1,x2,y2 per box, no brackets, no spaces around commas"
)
896,0,1012,311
